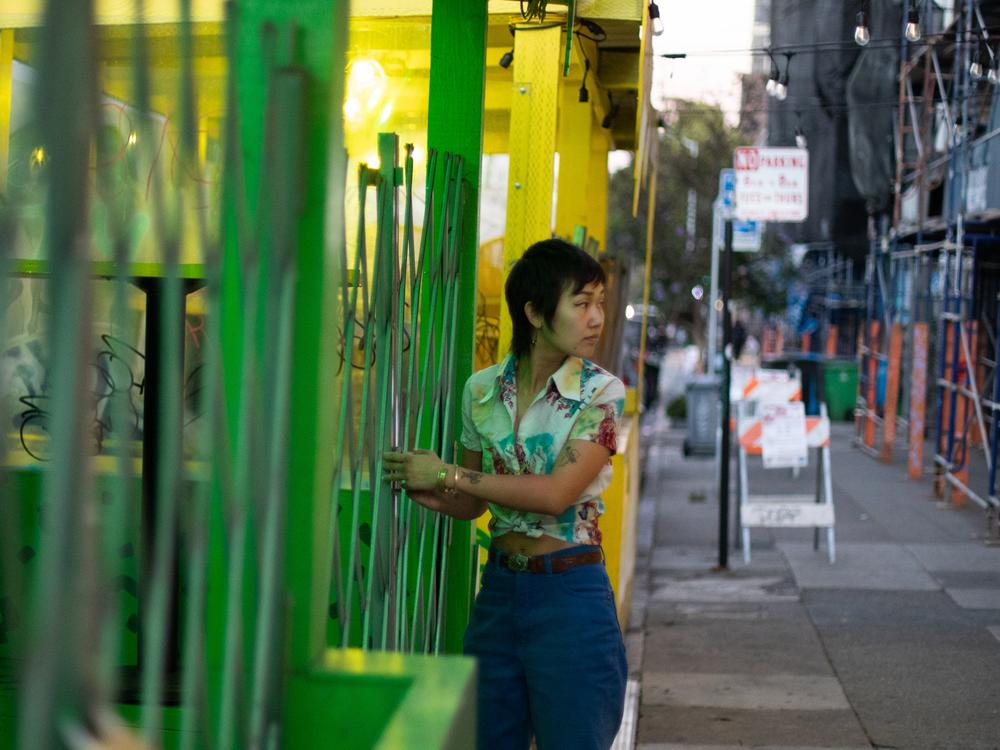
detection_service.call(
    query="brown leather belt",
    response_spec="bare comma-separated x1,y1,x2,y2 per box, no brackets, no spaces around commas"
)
488,547,604,574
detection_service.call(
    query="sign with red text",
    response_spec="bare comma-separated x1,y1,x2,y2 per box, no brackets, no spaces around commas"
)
733,147,808,222
760,401,808,469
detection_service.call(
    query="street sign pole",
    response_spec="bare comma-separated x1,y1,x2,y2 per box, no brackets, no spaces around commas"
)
707,199,722,374
718,219,733,570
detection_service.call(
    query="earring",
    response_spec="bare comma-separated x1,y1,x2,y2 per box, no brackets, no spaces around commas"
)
531,331,538,346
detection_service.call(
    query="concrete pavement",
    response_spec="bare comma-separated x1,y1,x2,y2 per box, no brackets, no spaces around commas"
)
624,411,1000,750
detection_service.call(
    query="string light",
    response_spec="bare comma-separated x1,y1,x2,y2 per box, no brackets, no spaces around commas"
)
971,57,983,79
854,6,871,47
765,49,779,95
579,58,590,102
602,93,620,129
905,8,921,42
647,2,664,37
499,48,514,69
774,53,792,101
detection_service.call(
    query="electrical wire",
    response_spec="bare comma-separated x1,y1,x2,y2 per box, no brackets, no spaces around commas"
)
658,26,1000,59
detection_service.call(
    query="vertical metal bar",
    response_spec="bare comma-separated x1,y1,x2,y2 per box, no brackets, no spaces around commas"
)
18,1,98,747
93,23,140,710
935,251,951,471
347,173,381,648
395,144,418,651
248,59,304,746
333,166,373,647
434,157,465,653
946,252,963,473
363,133,400,649
990,292,1000,499
174,1,221,743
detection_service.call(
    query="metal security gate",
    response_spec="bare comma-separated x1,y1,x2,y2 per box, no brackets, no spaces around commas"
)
330,136,467,654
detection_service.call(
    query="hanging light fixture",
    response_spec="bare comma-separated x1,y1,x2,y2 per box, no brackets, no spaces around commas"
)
970,49,984,79
905,7,921,42
774,53,792,101
765,49,779,96
648,2,665,37
579,58,591,102
602,93,620,129
854,4,871,46
795,127,807,149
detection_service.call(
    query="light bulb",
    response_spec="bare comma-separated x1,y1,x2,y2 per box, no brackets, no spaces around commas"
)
905,10,921,42
766,77,777,95
970,61,984,79
854,11,870,46
795,131,807,149
989,67,999,84
648,3,665,37
775,82,787,100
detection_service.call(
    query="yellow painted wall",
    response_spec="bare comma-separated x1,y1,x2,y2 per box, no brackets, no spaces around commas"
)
602,415,639,627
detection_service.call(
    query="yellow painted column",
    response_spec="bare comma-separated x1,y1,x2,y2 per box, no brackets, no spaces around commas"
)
500,23,561,353
554,80,592,240
585,127,610,252
0,30,14,189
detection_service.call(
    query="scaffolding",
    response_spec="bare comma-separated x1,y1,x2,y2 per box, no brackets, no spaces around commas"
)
858,0,1000,532
762,245,865,359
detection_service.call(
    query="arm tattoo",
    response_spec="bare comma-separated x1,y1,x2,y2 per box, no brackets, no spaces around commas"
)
559,445,580,465
459,469,483,485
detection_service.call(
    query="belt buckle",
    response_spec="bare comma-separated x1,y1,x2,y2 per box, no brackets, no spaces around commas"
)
507,553,530,572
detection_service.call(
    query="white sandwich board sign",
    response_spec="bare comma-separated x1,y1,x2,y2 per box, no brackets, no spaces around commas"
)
733,147,808,222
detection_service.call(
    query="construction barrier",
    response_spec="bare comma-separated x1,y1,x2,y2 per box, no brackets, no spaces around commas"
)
737,400,836,564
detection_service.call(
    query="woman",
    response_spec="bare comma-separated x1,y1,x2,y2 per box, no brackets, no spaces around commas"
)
383,238,627,749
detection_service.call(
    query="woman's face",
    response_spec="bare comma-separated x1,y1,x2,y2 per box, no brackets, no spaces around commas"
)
537,281,606,357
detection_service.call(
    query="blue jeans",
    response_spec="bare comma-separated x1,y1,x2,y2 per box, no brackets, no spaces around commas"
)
463,545,627,750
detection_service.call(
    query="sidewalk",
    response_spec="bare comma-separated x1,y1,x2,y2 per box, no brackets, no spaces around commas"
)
626,412,1000,750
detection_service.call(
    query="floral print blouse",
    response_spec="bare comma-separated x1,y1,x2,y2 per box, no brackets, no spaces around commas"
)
460,353,626,545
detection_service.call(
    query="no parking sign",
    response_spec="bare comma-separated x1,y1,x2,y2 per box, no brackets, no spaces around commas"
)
733,147,808,223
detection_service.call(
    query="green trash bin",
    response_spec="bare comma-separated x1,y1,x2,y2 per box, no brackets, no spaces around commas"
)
822,359,858,421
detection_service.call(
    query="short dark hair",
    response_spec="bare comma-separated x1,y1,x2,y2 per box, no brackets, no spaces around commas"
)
505,238,606,359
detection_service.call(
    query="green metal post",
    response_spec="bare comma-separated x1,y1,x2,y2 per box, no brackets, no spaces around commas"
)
212,1,346,743
427,0,487,654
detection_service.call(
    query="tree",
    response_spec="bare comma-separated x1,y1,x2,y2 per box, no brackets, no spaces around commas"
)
607,100,791,348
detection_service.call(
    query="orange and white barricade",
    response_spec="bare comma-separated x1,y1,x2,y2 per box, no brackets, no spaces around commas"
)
737,400,836,564
734,367,802,406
